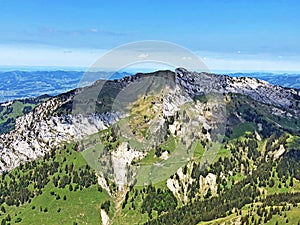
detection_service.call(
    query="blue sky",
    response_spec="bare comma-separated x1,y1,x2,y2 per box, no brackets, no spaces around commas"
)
1,0,300,72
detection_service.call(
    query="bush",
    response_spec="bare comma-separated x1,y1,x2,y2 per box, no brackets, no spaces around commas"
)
15,217,22,223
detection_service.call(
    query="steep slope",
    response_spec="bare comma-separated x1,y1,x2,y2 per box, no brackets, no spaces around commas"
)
0,68,299,173
0,69,300,225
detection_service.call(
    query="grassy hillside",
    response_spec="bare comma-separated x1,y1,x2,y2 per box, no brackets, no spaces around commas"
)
0,96,49,134
0,143,110,225
0,90,300,225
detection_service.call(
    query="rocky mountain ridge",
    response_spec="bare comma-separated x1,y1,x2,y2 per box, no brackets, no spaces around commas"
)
176,68,300,110
0,68,299,174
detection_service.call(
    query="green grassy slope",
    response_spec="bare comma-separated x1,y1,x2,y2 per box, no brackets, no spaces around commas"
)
0,143,110,225
0,96,49,134
1,91,300,225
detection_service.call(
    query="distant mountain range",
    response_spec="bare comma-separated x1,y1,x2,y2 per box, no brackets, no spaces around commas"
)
0,70,299,103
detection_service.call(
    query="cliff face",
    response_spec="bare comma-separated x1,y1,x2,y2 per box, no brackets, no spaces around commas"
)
175,68,299,110
0,68,299,173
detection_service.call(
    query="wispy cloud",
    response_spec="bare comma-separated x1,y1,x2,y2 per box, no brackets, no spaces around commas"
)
196,50,300,72
36,27,126,37
137,53,149,59
0,45,106,67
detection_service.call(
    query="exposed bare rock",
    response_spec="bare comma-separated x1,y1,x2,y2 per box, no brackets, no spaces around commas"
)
274,144,286,159
175,67,300,112
0,68,299,175
0,93,122,173
97,173,111,196
100,209,110,225
167,163,217,203
111,142,145,190
159,151,169,160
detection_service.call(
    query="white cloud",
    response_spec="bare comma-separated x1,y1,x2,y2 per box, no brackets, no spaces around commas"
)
137,53,149,59
181,56,192,60
89,28,99,33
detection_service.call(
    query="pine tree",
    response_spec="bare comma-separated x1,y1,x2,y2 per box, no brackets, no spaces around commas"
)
0,206,5,213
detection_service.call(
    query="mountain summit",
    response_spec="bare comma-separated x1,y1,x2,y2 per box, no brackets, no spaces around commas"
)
0,68,299,173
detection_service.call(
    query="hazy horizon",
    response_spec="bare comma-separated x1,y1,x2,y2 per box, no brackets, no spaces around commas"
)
1,65,300,75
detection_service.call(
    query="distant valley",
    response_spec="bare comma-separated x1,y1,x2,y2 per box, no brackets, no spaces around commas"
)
0,70,130,103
